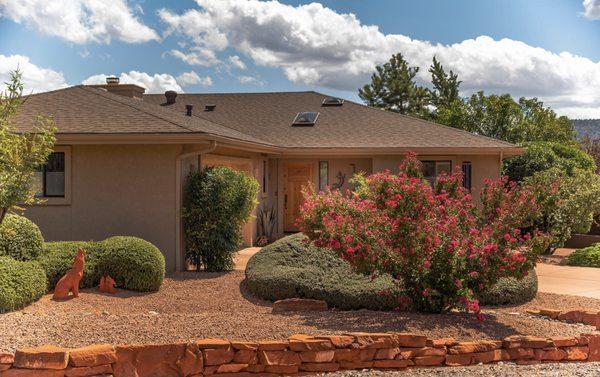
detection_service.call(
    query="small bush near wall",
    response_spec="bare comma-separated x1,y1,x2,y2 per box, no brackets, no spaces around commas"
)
183,166,259,271
567,244,600,268
246,233,538,311
0,214,44,261
39,241,104,288
0,256,46,313
97,236,165,292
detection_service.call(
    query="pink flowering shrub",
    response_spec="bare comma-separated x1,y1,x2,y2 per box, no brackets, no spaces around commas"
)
298,152,547,314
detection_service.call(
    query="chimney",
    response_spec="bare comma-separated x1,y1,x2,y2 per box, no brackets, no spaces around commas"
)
165,90,177,104
186,104,193,116
86,76,145,99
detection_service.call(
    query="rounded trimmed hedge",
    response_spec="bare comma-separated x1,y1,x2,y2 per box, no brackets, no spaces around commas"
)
567,244,600,268
0,256,47,313
96,236,165,292
39,241,105,289
0,214,44,261
246,234,538,310
246,233,401,311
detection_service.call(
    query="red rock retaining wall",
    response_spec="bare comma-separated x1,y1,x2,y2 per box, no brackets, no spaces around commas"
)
1,332,599,376
527,308,600,329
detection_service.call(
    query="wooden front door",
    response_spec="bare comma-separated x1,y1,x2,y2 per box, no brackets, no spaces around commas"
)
283,162,313,232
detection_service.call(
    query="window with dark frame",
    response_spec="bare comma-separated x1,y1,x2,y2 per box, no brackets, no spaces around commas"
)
36,152,65,198
319,161,328,191
421,160,452,186
292,112,319,126
462,161,472,190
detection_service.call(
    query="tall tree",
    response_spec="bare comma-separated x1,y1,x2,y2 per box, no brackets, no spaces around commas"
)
0,70,56,224
429,56,461,109
359,53,430,117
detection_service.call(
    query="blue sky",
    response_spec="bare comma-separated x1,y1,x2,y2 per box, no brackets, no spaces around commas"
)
1,0,599,118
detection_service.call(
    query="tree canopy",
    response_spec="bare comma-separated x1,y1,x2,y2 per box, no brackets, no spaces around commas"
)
359,54,575,145
0,70,56,225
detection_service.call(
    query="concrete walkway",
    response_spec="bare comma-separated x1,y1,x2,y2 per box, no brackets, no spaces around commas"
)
536,263,600,299
233,247,261,270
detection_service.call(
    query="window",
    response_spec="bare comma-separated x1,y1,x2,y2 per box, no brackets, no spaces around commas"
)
292,112,319,126
36,152,65,197
321,97,344,106
462,161,472,190
421,160,452,186
319,161,329,191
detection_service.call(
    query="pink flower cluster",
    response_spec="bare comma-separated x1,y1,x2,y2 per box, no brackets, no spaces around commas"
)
298,152,546,314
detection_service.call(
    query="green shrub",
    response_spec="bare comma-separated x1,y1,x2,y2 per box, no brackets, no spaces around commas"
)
246,233,537,310
504,141,595,182
0,256,46,313
96,236,165,291
246,233,401,310
39,241,104,289
0,214,44,261
567,245,600,268
477,271,538,306
183,166,259,271
523,168,600,251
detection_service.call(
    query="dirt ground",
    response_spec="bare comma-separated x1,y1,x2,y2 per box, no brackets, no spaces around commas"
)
0,271,598,352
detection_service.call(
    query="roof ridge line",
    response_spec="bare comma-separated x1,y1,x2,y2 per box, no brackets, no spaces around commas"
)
80,86,274,146
78,86,199,134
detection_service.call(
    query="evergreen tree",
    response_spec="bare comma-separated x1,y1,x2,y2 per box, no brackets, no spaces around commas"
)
359,53,430,117
429,56,461,109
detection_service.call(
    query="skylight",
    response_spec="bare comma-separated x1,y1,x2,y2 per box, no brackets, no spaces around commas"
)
322,97,344,106
292,112,319,126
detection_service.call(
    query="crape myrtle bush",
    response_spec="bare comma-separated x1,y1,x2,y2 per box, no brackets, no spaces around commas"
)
183,166,258,271
245,233,538,310
0,256,46,313
0,214,44,261
298,152,548,315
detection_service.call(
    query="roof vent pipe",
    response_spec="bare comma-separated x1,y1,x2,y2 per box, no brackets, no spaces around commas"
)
186,104,193,116
165,90,177,104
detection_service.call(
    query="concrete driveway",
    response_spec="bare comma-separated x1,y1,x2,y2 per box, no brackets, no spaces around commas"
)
233,247,261,270
536,263,600,299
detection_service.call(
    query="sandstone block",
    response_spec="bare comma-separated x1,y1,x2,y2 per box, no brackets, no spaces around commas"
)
503,335,552,349
233,350,257,364
300,362,339,372
372,359,412,368
65,363,112,376
550,337,578,347
0,353,14,364
299,350,334,363
333,348,376,362
395,333,427,348
230,341,258,351
445,354,472,366
258,350,300,366
564,346,589,361
203,348,235,365
216,363,247,373
14,345,69,370
448,340,501,355
257,340,289,351
338,361,373,369
2,369,65,377
264,364,299,374
272,298,328,313
196,339,231,349
69,344,116,367
374,348,400,360
413,355,445,366
505,347,535,360
314,335,354,348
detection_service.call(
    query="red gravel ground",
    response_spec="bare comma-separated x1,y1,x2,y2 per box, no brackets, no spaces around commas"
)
0,271,598,352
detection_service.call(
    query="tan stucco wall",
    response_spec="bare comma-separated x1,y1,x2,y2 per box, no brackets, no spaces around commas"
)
24,144,181,272
372,154,501,201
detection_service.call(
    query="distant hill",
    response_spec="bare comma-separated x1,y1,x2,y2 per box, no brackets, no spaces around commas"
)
573,119,600,140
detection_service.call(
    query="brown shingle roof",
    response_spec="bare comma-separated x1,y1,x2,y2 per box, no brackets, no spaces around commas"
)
14,86,517,151
143,91,517,149
13,86,272,145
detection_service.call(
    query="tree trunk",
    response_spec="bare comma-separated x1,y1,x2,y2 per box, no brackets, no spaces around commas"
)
0,207,7,226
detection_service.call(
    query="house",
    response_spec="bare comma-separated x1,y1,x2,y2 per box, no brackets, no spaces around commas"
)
15,79,522,272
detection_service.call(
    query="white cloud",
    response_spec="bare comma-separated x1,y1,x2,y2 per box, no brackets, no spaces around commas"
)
167,47,219,66
583,0,600,19
158,0,600,118
176,71,212,86
237,75,260,85
228,55,246,70
0,54,68,93
82,71,183,93
0,0,159,44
